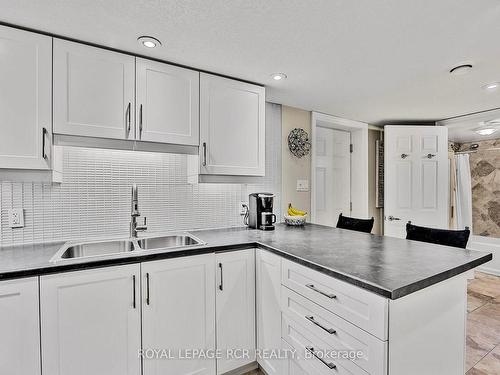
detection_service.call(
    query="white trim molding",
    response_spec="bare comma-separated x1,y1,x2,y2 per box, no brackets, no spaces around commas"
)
468,235,500,276
310,112,369,224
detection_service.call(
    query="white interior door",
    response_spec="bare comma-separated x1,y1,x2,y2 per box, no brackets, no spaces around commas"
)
384,126,448,238
314,127,351,226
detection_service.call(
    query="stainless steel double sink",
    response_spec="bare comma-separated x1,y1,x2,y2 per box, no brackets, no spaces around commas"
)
52,233,205,261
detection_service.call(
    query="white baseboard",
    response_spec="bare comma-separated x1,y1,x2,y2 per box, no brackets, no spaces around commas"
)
468,235,500,275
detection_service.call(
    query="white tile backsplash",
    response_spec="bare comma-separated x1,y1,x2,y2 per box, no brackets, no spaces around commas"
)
0,103,282,246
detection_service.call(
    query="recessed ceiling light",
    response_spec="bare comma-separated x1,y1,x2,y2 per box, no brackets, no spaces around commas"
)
475,128,498,136
483,82,499,91
137,36,162,49
271,73,287,81
449,64,473,75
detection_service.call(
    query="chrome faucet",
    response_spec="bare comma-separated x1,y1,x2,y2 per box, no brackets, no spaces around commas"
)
130,184,147,238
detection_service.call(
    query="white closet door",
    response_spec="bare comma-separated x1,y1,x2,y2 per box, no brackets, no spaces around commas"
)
0,277,41,375
136,58,199,145
314,127,351,226
53,39,135,140
0,26,51,170
200,73,265,176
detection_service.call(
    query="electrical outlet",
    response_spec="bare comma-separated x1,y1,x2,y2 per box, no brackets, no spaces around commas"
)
296,179,309,192
239,201,249,215
8,208,24,228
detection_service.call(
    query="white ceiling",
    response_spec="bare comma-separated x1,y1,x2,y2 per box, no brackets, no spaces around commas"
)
1,0,500,124
439,108,500,142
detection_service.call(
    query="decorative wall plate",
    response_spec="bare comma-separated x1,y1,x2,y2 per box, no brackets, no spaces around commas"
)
288,128,311,158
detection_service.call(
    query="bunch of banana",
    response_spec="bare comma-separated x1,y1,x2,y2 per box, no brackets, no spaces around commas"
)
288,203,307,216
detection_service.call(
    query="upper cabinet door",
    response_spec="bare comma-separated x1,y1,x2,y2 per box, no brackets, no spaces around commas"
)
200,73,265,176
136,58,199,145
53,39,135,140
0,277,41,375
0,26,51,170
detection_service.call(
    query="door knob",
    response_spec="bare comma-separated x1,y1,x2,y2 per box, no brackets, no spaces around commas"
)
387,215,401,221
401,153,409,159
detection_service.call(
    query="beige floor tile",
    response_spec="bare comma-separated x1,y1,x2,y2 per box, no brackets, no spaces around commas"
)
468,290,493,313
467,344,500,375
468,272,500,299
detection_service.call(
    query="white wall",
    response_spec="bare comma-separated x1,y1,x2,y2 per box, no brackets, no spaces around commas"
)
0,103,282,246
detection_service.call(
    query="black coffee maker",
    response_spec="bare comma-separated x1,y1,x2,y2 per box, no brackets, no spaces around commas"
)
246,193,276,230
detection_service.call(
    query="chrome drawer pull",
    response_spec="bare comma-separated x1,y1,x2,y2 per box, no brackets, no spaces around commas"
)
306,284,336,299
306,346,336,370
305,315,336,334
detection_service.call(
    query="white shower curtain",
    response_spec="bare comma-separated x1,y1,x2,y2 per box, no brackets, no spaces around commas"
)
454,154,473,230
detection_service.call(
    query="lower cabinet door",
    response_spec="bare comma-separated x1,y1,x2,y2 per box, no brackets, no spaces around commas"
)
40,265,141,375
0,277,41,375
256,249,282,375
216,249,256,374
142,254,216,375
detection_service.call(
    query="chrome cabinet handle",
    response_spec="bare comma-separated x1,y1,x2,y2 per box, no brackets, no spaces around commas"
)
146,272,150,305
219,263,223,291
132,275,136,309
401,153,409,159
202,142,207,166
387,215,401,221
426,153,436,159
305,315,336,334
42,127,48,160
139,104,143,140
126,102,131,138
306,346,336,370
306,284,336,299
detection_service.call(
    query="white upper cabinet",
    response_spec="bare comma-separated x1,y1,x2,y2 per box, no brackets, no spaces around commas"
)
0,26,52,170
215,249,256,374
0,277,41,375
136,58,199,145
40,265,142,375
53,39,135,140
142,254,216,375
200,73,265,176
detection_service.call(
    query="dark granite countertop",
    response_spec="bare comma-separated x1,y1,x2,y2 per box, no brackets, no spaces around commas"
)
0,223,492,299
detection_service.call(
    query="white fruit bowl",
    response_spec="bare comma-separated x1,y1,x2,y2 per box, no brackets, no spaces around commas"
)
284,214,307,226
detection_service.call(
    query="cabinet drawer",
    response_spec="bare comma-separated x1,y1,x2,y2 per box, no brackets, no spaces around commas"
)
282,287,387,375
281,259,388,340
282,315,368,375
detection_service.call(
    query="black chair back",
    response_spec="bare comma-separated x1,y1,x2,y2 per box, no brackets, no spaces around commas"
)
405,222,470,249
336,213,374,233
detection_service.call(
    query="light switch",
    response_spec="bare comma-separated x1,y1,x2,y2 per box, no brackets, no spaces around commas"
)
296,179,309,192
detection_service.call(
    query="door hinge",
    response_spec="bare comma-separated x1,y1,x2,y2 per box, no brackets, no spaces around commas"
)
350,202,353,211
350,144,353,153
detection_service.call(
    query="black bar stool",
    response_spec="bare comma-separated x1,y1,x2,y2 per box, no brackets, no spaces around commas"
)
336,213,374,234
405,221,470,249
